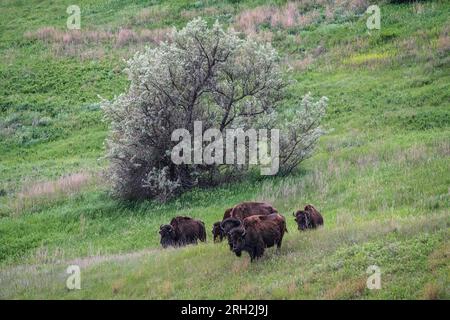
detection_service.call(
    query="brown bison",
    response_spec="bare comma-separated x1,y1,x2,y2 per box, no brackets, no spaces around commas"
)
228,213,287,262
159,216,206,248
219,202,277,250
229,201,278,220
293,204,323,231
212,222,223,242
212,208,233,242
258,213,288,237
220,202,278,234
219,217,243,250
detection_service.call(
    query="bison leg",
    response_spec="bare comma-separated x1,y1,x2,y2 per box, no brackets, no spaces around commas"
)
249,250,256,262
276,241,281,253
227,236,233,251
276,235,283,251
254,246,264,260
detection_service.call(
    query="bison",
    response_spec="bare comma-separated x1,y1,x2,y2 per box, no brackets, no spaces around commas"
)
219,202,278,234
229,201,278,220
159,216,206,248
293,204,323,231
219,217,242,249
258,213,288,237
212,208,233,242
228,213,287,262
219,202,278,249
212,222,223,242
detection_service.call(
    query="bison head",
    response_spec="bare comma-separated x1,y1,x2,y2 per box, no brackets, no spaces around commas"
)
212,221,225,242
293,211,310,231
229,226,246,256
220,217,242,233
159,224,176,248
220,218,242,250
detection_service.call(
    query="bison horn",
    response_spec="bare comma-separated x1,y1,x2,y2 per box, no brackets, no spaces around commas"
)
292,211,295,217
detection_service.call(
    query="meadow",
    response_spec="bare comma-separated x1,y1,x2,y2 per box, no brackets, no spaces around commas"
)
0,0,449,299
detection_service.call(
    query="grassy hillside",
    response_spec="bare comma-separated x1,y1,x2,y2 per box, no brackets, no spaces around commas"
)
0,0,449,299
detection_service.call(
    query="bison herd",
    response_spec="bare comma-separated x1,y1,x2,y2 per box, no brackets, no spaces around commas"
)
159,202,324,262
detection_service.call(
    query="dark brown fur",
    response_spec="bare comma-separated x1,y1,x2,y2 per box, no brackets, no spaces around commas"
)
229,201,278,220
228,213,286,262
219,202,277,250
254,213,288,236
212,208,233,242
212,221,224,242
293,204,323,231
159,216,206,248
219,217,242,249
223,208,232,220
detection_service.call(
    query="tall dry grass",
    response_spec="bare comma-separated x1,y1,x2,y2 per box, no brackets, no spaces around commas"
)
287,54,315,71
23,0,370,60
234,0,368,35
24,26,173,59
235,5,273,34
139,27,173,44
24,27,115,44
10,172,96,215
322,277,367,299
116,28,139,47
437,26,450,54
270,2,298,29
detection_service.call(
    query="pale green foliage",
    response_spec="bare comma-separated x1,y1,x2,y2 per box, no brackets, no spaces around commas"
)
279,93,328,175
102,18,327,201
142,167,181,203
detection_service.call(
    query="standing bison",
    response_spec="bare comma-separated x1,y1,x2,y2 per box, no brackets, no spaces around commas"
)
228,213,287,262
212,208,232,242
219,202,278,235
212,221,224,242
214,202,277,244
159,216,206,248
229,201,278,220
219,202,278,250
293,204,324,231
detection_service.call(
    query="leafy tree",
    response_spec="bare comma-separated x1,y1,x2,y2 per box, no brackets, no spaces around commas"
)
102,18,327,201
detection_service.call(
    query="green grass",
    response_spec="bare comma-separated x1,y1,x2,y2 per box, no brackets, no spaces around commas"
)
1,214,448,299
0,0,449,299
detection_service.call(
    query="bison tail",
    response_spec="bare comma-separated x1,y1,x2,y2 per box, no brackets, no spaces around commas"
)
282,220,288,233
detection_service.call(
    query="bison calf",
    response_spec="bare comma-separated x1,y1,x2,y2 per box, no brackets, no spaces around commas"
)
228,213,287,262
212,208,232,242
212,222,223,242
293,204,323,231
159,216,206,248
